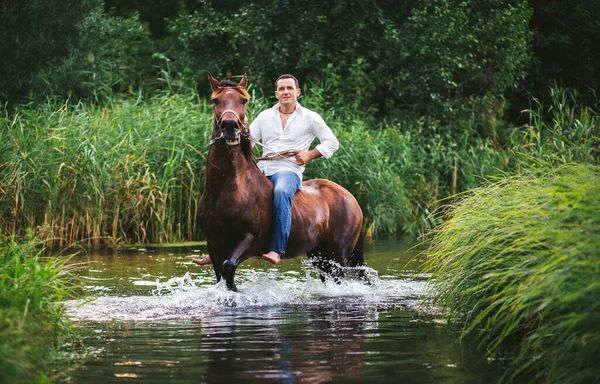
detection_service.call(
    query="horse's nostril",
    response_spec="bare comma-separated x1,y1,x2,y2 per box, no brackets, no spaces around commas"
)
220,120,238,131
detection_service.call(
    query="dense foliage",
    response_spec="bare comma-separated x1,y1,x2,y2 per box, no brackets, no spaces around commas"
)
424,164,600,383
0,0,86,102
521,0,600,107
3,0,598,119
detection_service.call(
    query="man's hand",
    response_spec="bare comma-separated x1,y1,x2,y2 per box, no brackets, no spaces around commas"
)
295,149,322,165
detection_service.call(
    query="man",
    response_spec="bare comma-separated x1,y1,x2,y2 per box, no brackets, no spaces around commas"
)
252,74,340,264
193,74,339,266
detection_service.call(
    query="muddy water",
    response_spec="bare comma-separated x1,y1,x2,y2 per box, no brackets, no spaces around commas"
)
65,239,501,383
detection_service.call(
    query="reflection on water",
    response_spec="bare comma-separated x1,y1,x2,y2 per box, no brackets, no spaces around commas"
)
66,239,501,383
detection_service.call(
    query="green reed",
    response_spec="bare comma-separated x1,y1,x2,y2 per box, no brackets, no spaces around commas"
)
1,94,212,246
1,85,597,245
510,85,599,167
0,235,80,383
1,92,420,245
423,164,600,383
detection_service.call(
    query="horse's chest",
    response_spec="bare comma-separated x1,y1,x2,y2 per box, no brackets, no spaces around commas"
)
199,190,263,234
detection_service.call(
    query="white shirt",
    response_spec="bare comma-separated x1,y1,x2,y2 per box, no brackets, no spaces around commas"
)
250,102,339,178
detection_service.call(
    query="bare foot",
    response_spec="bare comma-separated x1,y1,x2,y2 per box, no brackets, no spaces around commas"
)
192,256,212,266
262,251,281,265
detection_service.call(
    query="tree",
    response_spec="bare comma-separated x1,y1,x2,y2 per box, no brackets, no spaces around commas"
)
0,0,86,103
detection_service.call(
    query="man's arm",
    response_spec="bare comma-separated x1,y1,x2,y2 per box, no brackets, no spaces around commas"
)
311,113,339,159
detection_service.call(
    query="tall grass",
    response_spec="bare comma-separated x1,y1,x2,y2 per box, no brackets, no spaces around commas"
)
0,235,80,383
423,164,600,383
0,94,211,246
1,86,597,245
1,91,422,244
510,86,599,167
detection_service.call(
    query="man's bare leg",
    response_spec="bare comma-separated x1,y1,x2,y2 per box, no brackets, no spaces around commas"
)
192,256,212,266
262,251,281,265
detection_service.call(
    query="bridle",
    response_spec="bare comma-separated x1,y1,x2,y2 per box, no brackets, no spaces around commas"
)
210,108,249,146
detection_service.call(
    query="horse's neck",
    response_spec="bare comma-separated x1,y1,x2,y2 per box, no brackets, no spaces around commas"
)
206,146,241,175
204,145,262,189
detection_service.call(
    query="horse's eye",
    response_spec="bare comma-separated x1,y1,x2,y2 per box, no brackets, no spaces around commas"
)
241,99,248,105
212,99,219,105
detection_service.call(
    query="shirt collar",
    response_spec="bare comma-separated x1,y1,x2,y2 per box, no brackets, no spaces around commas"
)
272,102,303,115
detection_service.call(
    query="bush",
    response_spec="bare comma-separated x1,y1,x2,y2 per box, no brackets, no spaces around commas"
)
35,3,156,101
0,0,86,103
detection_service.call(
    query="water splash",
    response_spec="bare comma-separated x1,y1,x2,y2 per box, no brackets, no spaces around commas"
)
66,265,427,321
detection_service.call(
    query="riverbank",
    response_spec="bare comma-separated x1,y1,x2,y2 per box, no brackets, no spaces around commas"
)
0,237,80,384
424,164,600,383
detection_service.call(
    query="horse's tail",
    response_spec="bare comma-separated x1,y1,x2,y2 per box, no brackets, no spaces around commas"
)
348,231,365,268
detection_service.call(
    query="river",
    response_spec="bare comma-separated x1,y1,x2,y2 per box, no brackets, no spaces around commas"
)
65,238,502,383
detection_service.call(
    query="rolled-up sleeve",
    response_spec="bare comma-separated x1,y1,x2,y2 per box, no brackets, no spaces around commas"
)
311,113,339,159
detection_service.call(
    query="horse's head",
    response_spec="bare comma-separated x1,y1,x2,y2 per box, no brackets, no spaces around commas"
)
208,72,250,147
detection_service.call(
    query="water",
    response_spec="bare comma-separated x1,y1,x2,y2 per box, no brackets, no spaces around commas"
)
65,239,501,383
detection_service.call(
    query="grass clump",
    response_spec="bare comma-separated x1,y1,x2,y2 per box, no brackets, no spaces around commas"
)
0,235,79,383
423,163,600,383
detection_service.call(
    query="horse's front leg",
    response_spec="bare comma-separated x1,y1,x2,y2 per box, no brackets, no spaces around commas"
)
222,233,254,291
204,240,223,283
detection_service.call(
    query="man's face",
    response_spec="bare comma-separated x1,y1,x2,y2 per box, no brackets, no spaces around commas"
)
275,78,301,108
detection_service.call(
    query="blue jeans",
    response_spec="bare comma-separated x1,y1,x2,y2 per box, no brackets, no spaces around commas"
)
267,171,301,256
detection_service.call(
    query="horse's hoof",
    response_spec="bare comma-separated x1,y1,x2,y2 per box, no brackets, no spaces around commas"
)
222,260,237,291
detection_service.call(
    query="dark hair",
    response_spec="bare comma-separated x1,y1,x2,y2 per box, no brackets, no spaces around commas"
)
275,74,299,90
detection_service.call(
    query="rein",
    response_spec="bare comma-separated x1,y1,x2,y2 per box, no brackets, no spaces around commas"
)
244,133,299,163
255,149,299,161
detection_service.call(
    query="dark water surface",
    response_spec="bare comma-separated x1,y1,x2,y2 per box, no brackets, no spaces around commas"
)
65,239,500,383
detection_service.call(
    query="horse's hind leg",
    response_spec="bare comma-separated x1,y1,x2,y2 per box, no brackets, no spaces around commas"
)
308,243,345,283
222,233,254,291
348,232,369,283
308,243,330,283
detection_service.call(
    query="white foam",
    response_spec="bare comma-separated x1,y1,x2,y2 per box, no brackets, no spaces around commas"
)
66,267,428,321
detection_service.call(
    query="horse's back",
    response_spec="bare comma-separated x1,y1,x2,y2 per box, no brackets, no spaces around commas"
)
285,178,363,259
298,178,362,219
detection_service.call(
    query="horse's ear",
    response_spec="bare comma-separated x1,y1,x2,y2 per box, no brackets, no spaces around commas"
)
207,72,220,91
238,74,247,89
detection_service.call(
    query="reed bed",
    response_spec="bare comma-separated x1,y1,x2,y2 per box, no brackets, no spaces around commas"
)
510,86,599,168
1,87,597,245
0,94,211,246
0,235,80,383
1,93,426,245
423,164,600,383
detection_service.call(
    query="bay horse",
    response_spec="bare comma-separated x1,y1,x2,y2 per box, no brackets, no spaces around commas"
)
197,73,364,291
